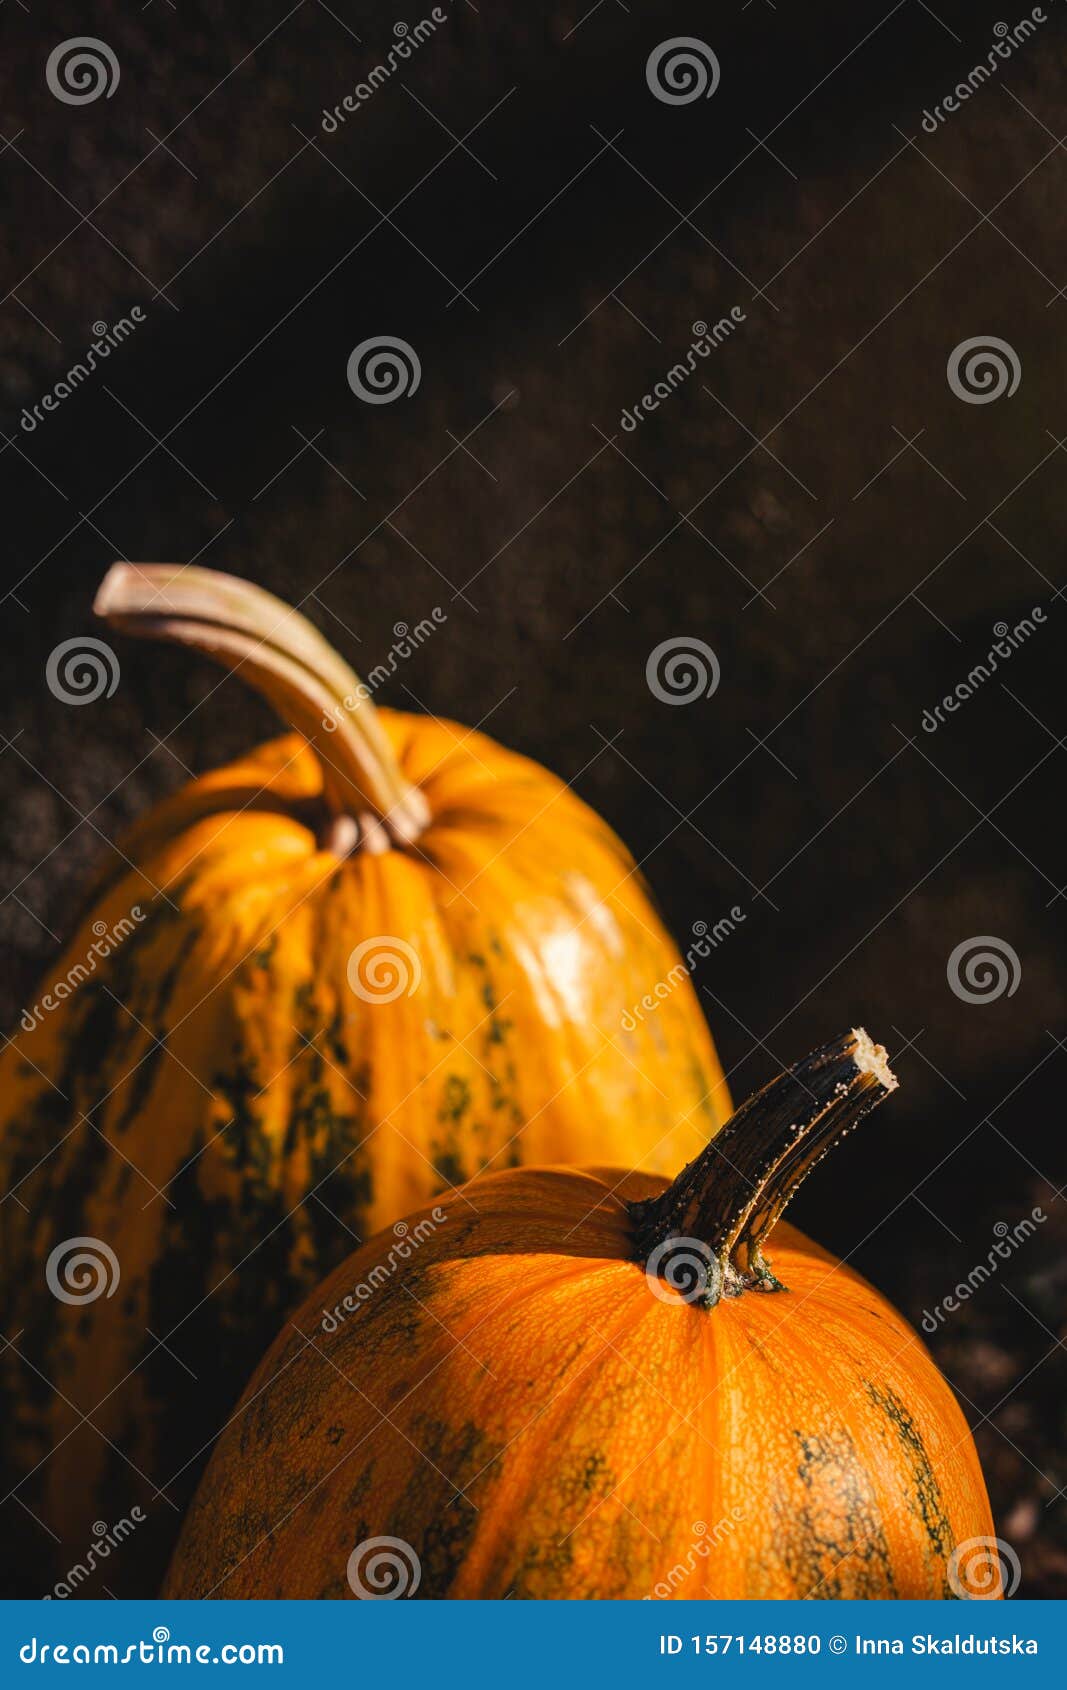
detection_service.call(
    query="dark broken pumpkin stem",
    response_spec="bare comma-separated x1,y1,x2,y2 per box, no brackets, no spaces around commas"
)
93,564,431,853
629,1028,898,1308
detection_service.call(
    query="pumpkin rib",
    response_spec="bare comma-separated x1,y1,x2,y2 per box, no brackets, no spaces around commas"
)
682,1230,917,1438
197,1254,630,1598
442,1281,650,1576
454,1286,705,1598
683,1230,985,1597
59,843,336,1153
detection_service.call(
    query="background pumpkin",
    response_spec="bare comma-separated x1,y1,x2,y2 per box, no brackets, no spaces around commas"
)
165,1030,997,1601
0,564,729,1597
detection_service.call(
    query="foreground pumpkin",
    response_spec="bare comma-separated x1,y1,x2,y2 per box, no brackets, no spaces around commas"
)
165,1030,997,1601
0,565,729,1596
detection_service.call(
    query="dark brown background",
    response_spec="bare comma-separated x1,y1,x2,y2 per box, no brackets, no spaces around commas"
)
1,0,1064,1594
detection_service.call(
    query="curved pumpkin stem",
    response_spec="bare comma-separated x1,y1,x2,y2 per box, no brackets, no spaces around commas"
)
94,564,431,850
630,1028,898,1308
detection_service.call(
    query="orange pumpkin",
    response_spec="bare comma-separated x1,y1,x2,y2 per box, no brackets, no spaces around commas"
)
164,1030,997,1601
0,565,729,1595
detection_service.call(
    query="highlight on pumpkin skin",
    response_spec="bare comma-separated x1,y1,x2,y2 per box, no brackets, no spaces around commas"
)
630,1027,898,1308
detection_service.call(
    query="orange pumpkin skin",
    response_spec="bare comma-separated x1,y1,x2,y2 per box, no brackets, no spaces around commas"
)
0,714,728,1593
164,1157,996,1601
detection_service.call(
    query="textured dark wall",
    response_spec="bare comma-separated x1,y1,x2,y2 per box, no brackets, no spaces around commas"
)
1,1,1065,1592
